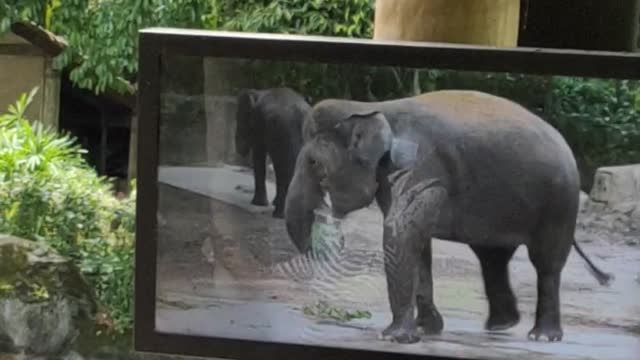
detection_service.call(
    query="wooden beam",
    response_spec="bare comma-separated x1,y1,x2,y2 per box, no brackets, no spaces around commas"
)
10,21,68,57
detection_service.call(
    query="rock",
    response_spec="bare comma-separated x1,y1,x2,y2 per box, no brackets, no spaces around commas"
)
590,164,640,208
0,234,97,358
578,191,589,212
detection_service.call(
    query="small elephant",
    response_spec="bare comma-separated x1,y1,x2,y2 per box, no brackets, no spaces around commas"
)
235,87,311,218
284,90,612,343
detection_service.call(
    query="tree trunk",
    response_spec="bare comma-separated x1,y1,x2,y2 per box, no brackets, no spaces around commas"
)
373,0,521,47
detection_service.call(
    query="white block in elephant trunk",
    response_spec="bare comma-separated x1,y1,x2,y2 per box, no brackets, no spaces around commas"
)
310,193,346,259
391,137,419,168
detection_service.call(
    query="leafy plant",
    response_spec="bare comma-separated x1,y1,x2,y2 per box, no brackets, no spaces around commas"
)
215,0,374,37
1,0,213,94
548,77,640,170
0,88,136,333
302,300,372,323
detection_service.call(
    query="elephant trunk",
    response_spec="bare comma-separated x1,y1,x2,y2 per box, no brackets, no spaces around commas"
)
284,159,323,254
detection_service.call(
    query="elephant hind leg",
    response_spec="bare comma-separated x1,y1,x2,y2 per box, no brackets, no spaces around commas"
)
416,238,443,334
251,145,269,206
526,221,573,342
470,244,520,331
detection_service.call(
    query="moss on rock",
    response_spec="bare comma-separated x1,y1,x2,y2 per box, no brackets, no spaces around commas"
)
0,234,96,310
0,234,97,356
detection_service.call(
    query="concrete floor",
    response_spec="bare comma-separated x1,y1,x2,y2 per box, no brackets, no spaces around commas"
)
155,165,640,360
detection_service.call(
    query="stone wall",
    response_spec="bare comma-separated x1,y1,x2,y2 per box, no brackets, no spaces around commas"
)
158,93,247,168
158,56,252,168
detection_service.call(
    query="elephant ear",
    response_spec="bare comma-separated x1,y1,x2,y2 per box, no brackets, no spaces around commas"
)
344,111,393,168
343,111,420,170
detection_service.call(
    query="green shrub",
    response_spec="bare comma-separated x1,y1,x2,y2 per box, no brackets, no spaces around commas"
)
0,88,135,334
548,77,640,169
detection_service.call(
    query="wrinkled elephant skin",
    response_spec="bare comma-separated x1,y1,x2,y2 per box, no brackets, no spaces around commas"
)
283,90,613,343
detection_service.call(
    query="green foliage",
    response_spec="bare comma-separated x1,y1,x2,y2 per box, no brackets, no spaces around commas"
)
214,0,373,37
51,0,213,94
209,0,382,101
1,0,213,94
0,0,48,30
549,77,640,168
0,89,136,333
303,300,372,323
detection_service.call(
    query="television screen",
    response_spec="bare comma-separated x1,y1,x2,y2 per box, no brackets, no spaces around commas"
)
136,29,640,360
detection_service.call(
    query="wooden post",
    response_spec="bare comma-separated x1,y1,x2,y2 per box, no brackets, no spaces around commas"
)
127,112,138,185
373,0,521,47
41,58,61,130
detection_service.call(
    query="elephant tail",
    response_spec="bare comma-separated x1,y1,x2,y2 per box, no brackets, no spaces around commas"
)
572,239,615,286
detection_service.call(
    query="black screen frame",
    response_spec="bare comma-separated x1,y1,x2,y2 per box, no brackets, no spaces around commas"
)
134,27,640,360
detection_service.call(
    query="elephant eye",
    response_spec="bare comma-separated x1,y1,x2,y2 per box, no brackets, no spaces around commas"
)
308,158,317,166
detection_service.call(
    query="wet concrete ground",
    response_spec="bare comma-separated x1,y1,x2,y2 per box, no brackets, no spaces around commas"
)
155,165,640,360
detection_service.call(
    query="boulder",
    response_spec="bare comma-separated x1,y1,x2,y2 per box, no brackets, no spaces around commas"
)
0,234,97,358
578,191,589,213
590,164,640,208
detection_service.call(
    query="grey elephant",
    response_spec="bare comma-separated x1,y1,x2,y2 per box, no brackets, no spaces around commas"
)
235,87,311,218
284,90,612,343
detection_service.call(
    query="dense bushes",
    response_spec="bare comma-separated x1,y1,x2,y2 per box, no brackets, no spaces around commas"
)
549,77,640,170
0,88,135,334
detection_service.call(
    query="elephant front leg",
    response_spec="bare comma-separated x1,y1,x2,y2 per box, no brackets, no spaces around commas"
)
381,227,420,344
251,145,269,206
416,238,443,335
381,173,447,344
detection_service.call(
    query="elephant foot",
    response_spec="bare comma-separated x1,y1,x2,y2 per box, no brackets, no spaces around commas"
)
527,323,563,342
380,321,421,344
272,208,284,219
486,308,520,331
416,308,444,335
251,195,269,207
